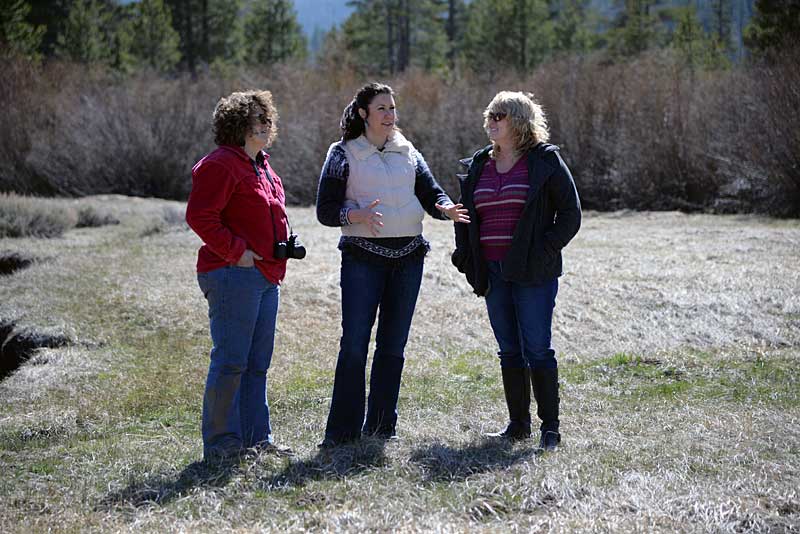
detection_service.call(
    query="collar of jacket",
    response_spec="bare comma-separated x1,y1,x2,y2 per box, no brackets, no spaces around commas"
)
463,142,559,196
463,142,558,169
218,144,270,163
346,132,413,161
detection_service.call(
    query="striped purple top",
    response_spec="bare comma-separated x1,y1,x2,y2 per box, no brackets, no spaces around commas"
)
474,157,529,261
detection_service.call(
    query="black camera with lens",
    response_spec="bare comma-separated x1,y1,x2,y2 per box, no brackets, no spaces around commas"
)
274,234,306,260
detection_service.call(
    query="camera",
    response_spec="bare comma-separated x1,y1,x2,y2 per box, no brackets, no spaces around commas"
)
274,234,306,260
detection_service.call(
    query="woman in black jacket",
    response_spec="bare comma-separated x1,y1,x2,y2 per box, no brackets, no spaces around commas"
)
452,91,581,451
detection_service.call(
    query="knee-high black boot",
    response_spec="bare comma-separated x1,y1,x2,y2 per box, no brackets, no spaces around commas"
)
485,367,532,440
531,368,561,451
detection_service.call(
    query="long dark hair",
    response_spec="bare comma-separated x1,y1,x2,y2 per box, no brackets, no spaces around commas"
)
340,82,394,141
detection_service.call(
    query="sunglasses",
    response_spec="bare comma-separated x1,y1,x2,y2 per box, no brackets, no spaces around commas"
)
254,113,272,126
488,111,508,122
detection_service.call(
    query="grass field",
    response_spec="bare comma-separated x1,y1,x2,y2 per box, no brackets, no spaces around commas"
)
1,195,798,533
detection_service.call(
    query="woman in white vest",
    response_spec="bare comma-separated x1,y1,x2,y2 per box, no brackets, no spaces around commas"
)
316,82,469,447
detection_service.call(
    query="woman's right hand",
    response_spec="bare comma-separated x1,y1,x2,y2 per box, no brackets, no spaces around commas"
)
348,199,383,236
236,249,263,267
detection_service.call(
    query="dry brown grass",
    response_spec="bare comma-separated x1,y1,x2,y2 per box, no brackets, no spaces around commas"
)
0,196,798,532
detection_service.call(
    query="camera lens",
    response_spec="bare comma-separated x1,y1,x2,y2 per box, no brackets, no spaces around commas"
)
292,243,306,259
288,235,306,259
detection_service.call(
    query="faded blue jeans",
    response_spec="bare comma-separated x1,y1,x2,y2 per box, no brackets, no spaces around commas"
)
324,250,424,442
485,261,559,370
197,265,279,458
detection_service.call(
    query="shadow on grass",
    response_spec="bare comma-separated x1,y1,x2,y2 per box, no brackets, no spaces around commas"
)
265,438,388,488
410,437,537,482
98,459,236,509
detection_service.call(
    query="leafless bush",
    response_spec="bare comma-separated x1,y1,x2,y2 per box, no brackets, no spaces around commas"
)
733,45,800,216
76,205,120,228
0,193,78,238
0,55,797,215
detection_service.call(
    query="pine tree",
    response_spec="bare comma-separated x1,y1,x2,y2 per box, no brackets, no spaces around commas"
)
607,0,662,57
461,0,552,74
127,0,181,72
340,0,450,74
54,0,114,64
27,0,69,57
164,0,199,72
445,0,467,69
709,0,733,53
207,0,244,66
670,5,728,70
551,0,598,54
244,0,308,65
744,0,800,53
0,0,45,59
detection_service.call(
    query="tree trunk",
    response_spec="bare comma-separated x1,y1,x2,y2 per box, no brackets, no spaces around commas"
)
387,0,396,73
447,0,456,69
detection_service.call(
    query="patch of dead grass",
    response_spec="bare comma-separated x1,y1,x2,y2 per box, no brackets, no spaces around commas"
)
0,203,798,532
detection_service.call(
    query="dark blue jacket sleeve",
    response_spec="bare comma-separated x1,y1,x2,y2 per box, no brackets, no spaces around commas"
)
412,149,451,220
316,144,351,227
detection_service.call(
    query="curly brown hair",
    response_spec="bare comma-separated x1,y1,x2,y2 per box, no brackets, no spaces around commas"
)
212,90,279,147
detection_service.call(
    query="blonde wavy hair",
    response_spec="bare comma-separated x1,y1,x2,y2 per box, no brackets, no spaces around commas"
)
483,91,549,158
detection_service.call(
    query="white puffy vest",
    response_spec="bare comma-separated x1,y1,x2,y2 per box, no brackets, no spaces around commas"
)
340,133,425,238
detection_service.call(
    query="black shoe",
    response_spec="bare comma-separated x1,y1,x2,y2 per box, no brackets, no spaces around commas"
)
537,430,561,452
363,426,398,440
203,447,241,465
318,435,359,449
248,441,295,457
484,421,531,440
318,438,337,449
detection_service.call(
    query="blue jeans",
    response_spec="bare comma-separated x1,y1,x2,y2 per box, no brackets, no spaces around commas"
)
324,250,424,441
485,261,558,370
197,266,279,458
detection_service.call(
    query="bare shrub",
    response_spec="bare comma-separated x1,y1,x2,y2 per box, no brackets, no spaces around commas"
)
76,206,120,228
23,68,228,200
140,205,188,237
736,45,800,216
0,55,797,215
0,193,78,238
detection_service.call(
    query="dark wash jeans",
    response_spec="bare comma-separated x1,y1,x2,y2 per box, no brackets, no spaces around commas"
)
485,261,558,370
324,249,424,442
197,265,279,458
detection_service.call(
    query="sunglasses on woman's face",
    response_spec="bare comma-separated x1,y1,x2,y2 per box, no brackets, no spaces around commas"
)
488,111,508,122
254,113,272,126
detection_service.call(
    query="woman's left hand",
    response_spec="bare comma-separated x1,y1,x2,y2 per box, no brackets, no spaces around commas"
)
436,203,471,223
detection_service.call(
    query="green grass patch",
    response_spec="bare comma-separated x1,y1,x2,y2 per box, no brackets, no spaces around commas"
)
407,349,501,409
563,350,799,407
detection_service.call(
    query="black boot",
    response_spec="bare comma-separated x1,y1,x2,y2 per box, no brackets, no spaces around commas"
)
485,367,532,440
531,368,561,451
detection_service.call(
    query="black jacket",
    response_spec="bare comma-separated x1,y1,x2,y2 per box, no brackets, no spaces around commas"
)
451,143,582,296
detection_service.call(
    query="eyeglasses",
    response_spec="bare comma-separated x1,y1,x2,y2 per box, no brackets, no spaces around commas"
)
254,113,272,127
488,111,508,122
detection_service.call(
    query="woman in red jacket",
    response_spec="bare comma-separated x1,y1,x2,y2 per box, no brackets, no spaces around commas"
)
186,90,294,461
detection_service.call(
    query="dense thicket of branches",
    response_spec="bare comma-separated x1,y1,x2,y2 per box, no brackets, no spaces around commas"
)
0,1,798,215
0,46,797,216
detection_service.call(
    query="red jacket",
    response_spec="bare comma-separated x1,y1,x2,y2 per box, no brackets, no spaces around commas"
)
186,145,288,285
